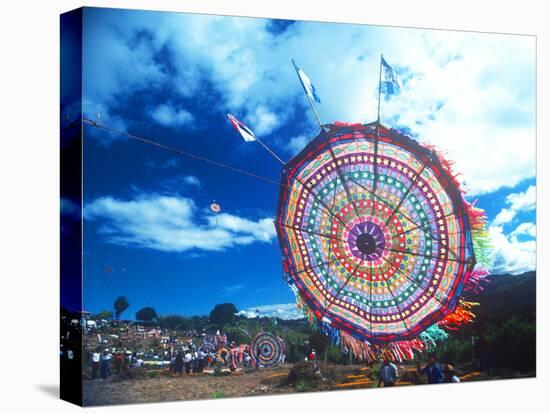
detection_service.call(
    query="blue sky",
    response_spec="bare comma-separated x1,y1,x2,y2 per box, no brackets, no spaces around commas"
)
61,7,536,319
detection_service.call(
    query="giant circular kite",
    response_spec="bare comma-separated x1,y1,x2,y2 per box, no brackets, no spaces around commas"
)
251,332,285,368
275,122,489,360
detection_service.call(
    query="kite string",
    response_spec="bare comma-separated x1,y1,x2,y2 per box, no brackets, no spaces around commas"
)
79,118,281,186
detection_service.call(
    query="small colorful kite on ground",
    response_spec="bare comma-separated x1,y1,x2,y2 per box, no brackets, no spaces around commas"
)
251,332,285,368
275,121,490,361
199,341,216,354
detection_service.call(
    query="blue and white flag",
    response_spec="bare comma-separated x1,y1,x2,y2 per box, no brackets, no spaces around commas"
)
227,114,256,142
292,59,322,104
381,56,402,96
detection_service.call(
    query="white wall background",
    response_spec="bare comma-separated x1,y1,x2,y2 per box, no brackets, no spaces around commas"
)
0,0,547,413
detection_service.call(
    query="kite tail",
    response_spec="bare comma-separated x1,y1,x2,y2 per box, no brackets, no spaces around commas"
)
292,287,342,345
340,332,368,360
319,321,341,345
438,300,479,330
464,200,492,292
291,286,317,325
339,332,427,362
419,325,449,350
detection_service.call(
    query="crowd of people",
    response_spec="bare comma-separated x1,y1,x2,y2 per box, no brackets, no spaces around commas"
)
87,333,265,380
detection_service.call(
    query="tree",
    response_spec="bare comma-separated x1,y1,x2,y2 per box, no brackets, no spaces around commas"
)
157,315,189,330
224,326,251,345
114,296,129,319
209,303,238,326
135,307,158,322
93,310,113,320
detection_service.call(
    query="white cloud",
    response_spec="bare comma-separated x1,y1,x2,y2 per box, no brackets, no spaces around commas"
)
160,175,201,193
283,134,311,156
492,208,516,227
208,213,275,243
246,105,281,135
488,224,535,275
84,193,276,252
487,186,536,274
182,175,200,187
236,303,303,320
150,104,194,127
84,10,535,196
492,185,536,226
224,284,245,295
507,185,536,211
510,222,536,241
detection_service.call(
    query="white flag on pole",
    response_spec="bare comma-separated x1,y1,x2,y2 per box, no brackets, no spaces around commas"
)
292,59,322,104
227,114,256,142
381,56,402,95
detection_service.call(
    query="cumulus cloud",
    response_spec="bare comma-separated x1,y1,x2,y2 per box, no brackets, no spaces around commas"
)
84,193,276,252
246,106,281,135
160,175,201,193
487,185,536,274
83,9,535,195
492,185,536,226
150,104,194,127
506,185,536,211
488,224,535,275
510,222,536,241
283,134,311,156
236,303,303,320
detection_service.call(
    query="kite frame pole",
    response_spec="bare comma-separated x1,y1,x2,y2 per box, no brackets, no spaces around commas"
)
377,54,383,123
254,136,286,165
305,90,324,130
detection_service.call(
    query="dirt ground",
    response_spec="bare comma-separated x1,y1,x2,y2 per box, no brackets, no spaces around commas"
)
82,361,521,406
83,364,297,406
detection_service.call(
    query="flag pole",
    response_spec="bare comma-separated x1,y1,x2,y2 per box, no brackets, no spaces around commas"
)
305,89,324,130
292,59,324,131
377,54,383,124
254,136,286,165
227,114,286,165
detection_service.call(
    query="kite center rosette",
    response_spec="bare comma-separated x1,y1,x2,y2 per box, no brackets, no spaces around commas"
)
346,217,391,261
275,122,490,361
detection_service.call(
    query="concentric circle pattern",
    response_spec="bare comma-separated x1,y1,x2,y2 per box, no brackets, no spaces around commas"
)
200,342,216,354
251,332,284,368
276,123,475,344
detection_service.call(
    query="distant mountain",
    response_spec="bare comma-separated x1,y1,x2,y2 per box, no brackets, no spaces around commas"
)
467,271,536,324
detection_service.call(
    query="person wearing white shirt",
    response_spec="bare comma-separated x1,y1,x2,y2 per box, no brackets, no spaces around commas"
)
91,349,101,379
184,351,192,374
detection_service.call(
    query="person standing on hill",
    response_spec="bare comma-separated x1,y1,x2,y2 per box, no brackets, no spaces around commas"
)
184,350,192,374
197,349,205,373
91,348,101,379
113,352,123,374
378,355,398,387
308,348,319,372
100,350,112,379
173,352,184,375
417,353,445,384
